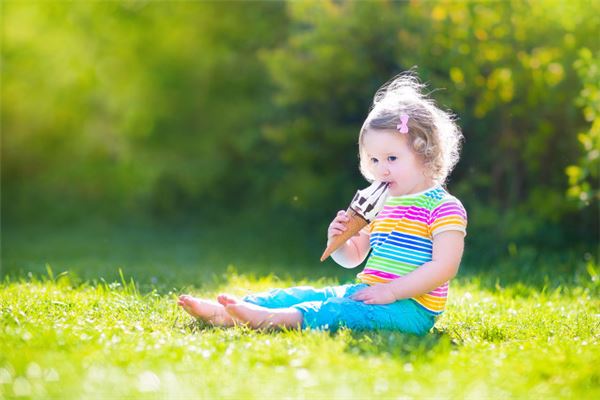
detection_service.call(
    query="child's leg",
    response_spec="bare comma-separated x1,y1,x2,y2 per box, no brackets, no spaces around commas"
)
214,284,362,330
240,284,354,309
294,286,436,335
177,295,234,327
212,284,362,331
218,296,303,330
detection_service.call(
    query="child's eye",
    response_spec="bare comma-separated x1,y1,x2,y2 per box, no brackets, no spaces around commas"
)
370,157,379,164
387,156,397,162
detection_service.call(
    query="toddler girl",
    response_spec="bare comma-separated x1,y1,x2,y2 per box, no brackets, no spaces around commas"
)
178,72,467,335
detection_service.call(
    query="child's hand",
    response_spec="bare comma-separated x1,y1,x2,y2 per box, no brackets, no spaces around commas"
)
350,284,397,305
327,210,360,243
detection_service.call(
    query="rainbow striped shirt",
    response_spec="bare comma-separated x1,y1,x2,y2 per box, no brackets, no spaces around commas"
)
357,186,467,315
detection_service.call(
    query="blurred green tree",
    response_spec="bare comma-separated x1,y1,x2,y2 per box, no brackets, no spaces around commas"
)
567,48,600,208
2,0,287,220
260,0,599,249
2,0,598,253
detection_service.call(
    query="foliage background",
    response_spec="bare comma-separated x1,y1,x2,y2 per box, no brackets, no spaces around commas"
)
2,0,598,264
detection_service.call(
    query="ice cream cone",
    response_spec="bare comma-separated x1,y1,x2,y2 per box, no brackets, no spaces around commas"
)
320,181,389,262
320,208,369,262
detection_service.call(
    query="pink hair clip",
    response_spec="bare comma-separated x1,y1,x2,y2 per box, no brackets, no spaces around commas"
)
397,114,409,134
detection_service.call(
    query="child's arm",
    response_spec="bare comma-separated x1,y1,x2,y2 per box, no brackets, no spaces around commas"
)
331,227,370,268
327,210,371,268
350,230,464,304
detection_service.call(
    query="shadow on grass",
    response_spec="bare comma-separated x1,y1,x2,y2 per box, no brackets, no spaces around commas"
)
180,315,454,362
341,328,453,360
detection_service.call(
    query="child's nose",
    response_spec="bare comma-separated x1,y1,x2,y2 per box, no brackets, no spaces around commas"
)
377,164,390,176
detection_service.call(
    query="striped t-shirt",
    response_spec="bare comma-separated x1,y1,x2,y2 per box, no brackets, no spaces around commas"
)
356,185,467,315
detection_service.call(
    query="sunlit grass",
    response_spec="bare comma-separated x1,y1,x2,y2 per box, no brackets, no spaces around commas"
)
1,269,598,399
1,222,599,398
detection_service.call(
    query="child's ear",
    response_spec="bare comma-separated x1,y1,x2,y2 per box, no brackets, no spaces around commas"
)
422,163,434,178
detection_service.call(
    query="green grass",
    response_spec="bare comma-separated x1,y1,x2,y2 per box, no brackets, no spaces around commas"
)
1,222,599,398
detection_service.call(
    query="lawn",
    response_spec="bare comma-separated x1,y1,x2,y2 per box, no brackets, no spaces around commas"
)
1,221,599,399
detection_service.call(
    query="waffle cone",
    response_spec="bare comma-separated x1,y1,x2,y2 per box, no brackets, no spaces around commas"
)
320,209,368,262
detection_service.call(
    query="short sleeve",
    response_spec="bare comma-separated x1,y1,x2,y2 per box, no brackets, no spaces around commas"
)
428,197,468,238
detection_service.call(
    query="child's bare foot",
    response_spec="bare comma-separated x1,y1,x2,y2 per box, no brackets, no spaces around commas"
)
216,293,238,307
221,299,303,330
177,295,234,327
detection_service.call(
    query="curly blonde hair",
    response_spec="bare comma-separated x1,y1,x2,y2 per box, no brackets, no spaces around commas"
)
358,72,463,184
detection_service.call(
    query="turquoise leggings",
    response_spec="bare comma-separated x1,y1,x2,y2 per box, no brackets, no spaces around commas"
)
242,283,435,335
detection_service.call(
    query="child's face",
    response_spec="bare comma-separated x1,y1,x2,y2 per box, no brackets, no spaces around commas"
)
362,129,434,196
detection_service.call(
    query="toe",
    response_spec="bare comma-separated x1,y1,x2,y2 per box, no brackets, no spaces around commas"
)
217,294,238,306
177,299,189,307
